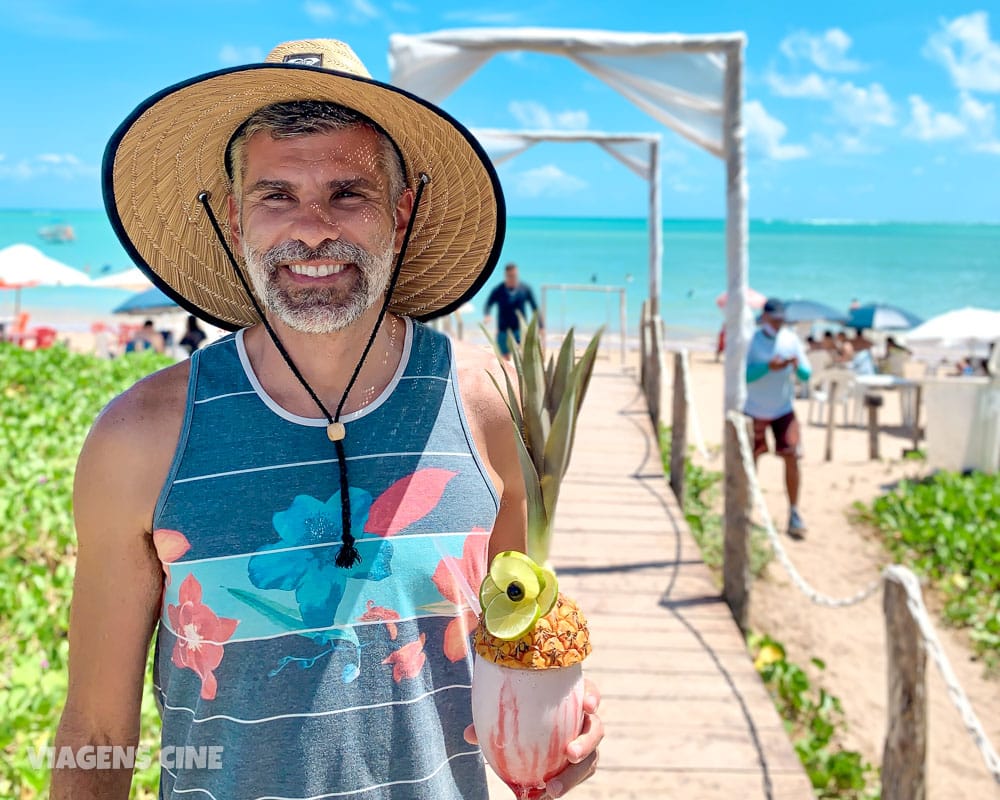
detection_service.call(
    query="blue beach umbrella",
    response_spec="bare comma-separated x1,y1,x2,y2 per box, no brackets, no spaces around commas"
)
781,299,848,324
846,303,922,331
113,286,179,315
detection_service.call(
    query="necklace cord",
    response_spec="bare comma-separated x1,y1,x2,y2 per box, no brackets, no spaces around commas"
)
197,172,430,569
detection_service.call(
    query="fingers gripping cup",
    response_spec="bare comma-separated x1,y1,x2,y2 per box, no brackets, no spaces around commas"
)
471,552,592,799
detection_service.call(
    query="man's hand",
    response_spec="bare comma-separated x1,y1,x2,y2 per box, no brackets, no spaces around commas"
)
464,677,603,798
768,356,789,370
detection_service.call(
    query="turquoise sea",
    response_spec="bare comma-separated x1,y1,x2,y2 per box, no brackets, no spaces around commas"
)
2,209,998,336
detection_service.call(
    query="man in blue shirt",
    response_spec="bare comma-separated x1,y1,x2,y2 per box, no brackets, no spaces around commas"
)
483,262,542,359
745,299,812,536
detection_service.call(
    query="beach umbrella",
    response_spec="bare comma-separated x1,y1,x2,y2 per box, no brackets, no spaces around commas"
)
715,287,766,310
0,243,91,315
905,307,1000,348
846,303,922,331
113,286,180,316
91,267,153,291
781,299,848,324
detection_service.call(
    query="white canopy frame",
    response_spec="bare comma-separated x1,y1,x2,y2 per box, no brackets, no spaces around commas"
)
389,27,751,416
471,128,661,332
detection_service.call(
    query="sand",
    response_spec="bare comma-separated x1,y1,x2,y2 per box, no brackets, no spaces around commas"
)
678,348,1000,799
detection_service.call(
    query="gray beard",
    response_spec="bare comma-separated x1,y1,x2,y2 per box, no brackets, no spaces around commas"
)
242,238,394,334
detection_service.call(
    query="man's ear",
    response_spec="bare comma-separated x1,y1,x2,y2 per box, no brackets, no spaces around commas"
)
227,193,242,250
393,188,416,253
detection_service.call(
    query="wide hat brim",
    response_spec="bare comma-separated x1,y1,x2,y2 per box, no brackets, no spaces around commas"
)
103,62,505,330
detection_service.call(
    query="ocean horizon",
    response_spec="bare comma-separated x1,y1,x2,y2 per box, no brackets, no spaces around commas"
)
2,209,998,337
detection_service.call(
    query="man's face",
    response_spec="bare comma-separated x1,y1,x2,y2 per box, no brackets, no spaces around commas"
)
504,267,518,288
762,312,784,331
228,126,413,334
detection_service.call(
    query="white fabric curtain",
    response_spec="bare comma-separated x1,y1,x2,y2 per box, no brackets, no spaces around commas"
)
389,28,729,157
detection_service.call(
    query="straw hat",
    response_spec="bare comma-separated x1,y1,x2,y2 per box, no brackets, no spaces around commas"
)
102,39,505,330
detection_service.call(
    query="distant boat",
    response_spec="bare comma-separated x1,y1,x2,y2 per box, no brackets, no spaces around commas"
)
38,224,75,243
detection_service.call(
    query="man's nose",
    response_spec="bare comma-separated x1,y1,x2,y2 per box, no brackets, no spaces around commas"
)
288,202,342,249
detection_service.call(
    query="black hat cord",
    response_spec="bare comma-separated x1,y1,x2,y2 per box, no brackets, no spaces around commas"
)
198,172,429,568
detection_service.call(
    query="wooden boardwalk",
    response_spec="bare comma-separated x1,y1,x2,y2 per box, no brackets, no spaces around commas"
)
486,362,813,799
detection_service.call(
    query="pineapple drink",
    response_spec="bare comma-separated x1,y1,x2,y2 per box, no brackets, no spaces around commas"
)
471,552,592,800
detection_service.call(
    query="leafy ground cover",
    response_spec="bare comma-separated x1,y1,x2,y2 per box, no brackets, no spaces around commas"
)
0,343,171,798
748,632,881,799
658,425,772,578
855,470,1000,672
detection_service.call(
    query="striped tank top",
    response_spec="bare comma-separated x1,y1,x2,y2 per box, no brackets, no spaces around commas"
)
151,318,499,799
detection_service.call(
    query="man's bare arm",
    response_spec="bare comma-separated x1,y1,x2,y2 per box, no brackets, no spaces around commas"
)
51,365,187,799
454,342,528,560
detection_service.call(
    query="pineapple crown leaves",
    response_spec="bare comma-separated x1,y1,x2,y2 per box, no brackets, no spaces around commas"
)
481,312,603,563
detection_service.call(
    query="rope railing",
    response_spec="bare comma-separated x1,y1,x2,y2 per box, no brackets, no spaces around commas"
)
725,410,1000,790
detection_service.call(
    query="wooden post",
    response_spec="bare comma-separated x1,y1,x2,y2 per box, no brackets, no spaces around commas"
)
639,300,649,395
647,312,663,430
619,289,627,367
911,385,923,452
882,572,927,800
723,416,751,631
824,380,838,462
865,393,883,460
670,352,688,508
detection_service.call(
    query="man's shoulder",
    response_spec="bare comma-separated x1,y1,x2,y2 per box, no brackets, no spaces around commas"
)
87,360,191,456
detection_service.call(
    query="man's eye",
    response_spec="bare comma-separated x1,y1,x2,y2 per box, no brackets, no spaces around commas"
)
263,193,290,201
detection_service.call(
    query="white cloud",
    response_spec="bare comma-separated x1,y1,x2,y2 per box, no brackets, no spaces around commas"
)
779,28,865,72
744,101,810,161
303,0,379,24
924,12,1000,93
303,1,335,21
508,101,588,130
905,95,966,140
904,92,1000,152
514,164,587,197
0,153,97,180
219,44,263,66
831,81,895,128
766,72,832,99
350,0,379,19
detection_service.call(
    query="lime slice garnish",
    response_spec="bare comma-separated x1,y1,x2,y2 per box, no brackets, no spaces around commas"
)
479,575,504,610
484,593,541,640
536,567,559,617
488,551,541,599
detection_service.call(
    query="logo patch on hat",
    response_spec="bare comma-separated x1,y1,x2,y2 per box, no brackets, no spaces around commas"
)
283,53,323,66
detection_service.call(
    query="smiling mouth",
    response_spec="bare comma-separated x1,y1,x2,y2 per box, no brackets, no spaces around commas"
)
285,263,350,278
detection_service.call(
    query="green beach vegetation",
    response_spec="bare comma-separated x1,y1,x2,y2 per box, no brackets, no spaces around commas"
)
856,470,1000,673
748,633,880,799
0,344,170,798
658,425,772,578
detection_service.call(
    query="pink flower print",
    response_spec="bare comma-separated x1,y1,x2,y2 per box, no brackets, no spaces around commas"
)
358,600,401,640
432,532,488,662
365,468,458,536
382,634,427,682
166,574,239,700
153,529,191,586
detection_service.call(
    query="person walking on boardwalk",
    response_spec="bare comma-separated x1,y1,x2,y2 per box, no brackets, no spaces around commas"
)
483,261,543,360
53,38,601,800
745,298,812,537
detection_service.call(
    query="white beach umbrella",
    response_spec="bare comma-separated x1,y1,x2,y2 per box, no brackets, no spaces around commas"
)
0,243,91,315
906,307,1000,348
91,266,153,291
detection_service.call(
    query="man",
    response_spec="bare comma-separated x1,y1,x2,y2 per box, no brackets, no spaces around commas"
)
745,298,812,537
53,40,600,799
125,319,165,353
483,262,542,359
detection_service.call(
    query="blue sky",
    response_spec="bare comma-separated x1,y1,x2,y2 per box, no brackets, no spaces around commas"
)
1,0,998,221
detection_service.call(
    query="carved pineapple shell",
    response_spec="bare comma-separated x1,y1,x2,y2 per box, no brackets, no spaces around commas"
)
474,592,592,670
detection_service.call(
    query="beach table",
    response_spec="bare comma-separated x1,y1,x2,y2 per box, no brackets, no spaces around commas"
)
822,372,922,460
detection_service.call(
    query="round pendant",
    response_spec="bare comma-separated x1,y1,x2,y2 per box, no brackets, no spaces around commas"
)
327,421,346,442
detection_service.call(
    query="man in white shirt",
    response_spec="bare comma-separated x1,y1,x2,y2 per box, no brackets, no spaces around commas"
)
744,299,812,536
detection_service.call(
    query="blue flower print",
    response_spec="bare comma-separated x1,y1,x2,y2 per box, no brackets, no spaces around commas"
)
247,489,394,632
